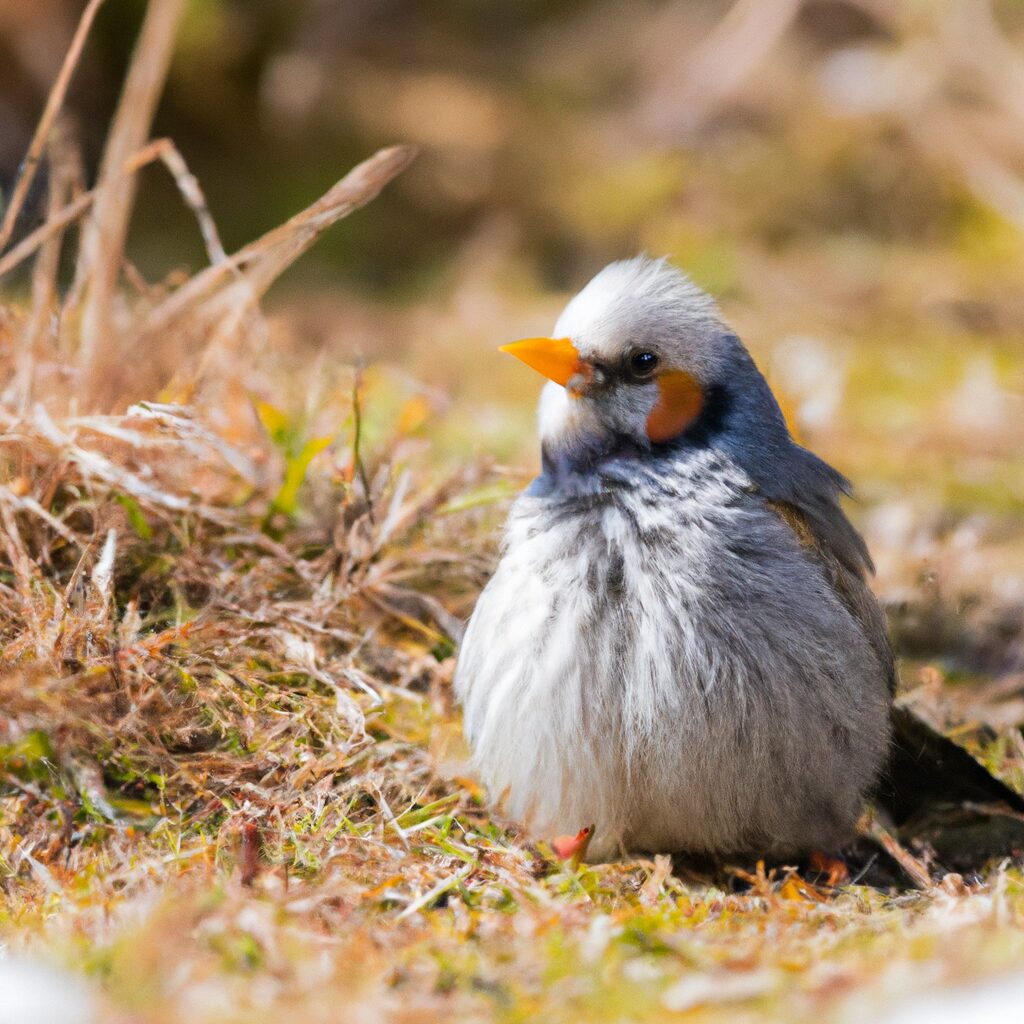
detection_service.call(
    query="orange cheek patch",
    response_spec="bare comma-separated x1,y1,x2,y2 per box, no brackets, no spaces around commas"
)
646,370,704,443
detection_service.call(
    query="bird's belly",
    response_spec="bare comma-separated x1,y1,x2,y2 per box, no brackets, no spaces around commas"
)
455,498,890,859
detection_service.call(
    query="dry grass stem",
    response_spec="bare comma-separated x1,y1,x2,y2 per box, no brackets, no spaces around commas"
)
74,0,186,372
144,144,418,335
0,191,94,282
0,0,105,253
9,125,79,410
130,137,227,265
0,138,225,285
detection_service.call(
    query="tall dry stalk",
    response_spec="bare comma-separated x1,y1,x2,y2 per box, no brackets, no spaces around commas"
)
12,123,82,411
72,0,186,383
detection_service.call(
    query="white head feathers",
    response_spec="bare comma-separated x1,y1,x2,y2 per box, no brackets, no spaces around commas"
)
553,256,722,365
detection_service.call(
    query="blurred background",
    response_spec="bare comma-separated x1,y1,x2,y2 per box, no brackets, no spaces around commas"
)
2,0,1023,609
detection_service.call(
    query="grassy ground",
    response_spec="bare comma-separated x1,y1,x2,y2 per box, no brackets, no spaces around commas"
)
2,260,1024,1021
3,2,1024,1021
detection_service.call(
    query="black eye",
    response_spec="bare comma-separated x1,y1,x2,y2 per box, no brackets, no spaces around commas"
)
629,350,659,377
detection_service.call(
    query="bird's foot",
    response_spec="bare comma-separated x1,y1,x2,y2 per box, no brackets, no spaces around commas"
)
551,825,595,868
808,850,850,887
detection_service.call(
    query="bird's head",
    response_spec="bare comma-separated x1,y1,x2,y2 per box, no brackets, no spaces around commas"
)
498,256,869,571
502,257,781,469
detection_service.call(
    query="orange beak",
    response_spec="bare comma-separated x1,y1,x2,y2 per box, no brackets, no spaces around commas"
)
499,337,583,388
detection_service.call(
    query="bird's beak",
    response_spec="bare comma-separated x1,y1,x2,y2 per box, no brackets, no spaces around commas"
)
499,337,585,389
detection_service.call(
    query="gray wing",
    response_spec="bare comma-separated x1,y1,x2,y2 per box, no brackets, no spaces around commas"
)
757,462,897,697
710,336,893,691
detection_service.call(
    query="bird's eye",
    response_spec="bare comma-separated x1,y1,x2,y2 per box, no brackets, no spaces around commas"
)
629,351,659,377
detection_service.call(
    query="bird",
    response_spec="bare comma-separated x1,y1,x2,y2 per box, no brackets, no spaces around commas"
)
454,256,895,864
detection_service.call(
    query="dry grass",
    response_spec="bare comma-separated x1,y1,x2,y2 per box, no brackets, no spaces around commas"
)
2,3,1024,1022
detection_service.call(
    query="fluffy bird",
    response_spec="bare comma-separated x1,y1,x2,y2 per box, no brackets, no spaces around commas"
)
455,257,893,863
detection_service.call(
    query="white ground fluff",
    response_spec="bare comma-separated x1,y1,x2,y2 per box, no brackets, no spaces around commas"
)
881,972,1024,1024
0,958,96,1024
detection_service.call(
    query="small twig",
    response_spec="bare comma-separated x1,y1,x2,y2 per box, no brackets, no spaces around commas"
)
129,138,227,265
351,364,375,523
863,813,932,889
0,0,105,253
374,785,410,852
340,666,383,706
0,191,94,281
238,821,264,886
396,862,476,920
847,853,879,887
